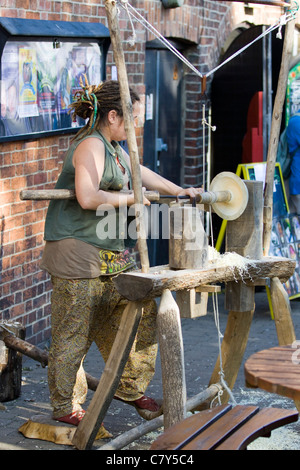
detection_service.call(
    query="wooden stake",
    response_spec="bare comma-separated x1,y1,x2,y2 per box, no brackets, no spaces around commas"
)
270,277,296,345
105,0,149,273
157,289,187,429
263,18,295,254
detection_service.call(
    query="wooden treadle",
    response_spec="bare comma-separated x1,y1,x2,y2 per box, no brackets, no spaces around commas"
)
150,404,298,450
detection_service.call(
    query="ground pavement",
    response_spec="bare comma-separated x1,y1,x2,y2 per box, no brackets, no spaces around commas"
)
1,289,300,451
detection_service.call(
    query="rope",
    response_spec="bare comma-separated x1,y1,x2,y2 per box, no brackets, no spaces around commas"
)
208,207,237,406
119,0,298,80
119,0,204,78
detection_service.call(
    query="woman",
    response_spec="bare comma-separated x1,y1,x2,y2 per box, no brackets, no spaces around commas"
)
41,79,202,426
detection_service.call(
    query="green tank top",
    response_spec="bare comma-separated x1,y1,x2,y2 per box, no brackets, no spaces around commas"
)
44,130,135,252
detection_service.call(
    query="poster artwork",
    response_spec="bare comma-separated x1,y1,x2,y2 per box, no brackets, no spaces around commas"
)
270,214,300,298
18,48,39,118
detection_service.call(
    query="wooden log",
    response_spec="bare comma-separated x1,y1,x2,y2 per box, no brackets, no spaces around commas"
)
105,0,149,273
72,300,143,450
263,18,295,254
0,322,25,402
169,205,208,270
1,333,100,391
20,189,76,200
207,181,263,404
157,289,186,429
113,256,296,301
2,334,48,368
169,204,209,317
225,181,263,260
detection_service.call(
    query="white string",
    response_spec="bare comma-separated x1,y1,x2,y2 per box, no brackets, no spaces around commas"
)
209,210,237,407
207,23,279,77
206,14,294,78
122,0,137,46
119,0,204,78
119,0,297,82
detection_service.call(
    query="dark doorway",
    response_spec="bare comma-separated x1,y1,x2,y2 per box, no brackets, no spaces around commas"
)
143,39,184,266
211,25,284,176
210,25,284,247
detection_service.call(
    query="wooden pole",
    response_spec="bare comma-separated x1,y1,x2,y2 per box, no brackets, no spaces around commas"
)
263,17,295,254
1,332,100,391
105,0,149,272
262,12,297,354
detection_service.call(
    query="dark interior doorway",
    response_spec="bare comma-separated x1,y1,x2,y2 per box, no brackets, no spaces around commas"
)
210,25,284,247
143,39,185,266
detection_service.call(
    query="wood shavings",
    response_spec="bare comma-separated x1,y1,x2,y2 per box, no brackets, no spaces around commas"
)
208,246,257,283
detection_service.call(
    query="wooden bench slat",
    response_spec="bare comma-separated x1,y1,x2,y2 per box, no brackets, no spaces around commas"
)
215,407,299,450
150,404,231,450
182,405,259,450
151,405,299,450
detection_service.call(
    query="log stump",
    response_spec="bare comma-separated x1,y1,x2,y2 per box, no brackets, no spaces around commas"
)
0,322,25,402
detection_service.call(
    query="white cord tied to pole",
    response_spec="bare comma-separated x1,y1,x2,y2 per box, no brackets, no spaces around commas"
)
121,0,137,46
207,208,237,407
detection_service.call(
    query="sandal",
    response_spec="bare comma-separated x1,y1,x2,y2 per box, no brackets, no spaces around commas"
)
114,395,163,421
55,409,86,426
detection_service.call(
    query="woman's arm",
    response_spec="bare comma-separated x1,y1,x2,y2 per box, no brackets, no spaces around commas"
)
140,164,202,198
73,138,137,210
121,148,202,198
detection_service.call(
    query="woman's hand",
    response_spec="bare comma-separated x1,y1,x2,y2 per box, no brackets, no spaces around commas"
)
176,187,204,201
127,187,151,206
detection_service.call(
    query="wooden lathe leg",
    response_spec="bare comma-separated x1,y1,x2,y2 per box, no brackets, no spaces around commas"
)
270,277,296,345
72,300,143,450
157,289,187,429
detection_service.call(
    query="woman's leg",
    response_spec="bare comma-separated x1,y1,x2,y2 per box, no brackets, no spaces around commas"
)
48,277,102,418
93,277,158,402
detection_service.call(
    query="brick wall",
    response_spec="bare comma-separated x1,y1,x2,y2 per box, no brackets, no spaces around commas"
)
1,137,68,343
0,0,287,344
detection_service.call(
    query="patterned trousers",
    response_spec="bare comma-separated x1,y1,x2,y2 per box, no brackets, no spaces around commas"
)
48,276,158,418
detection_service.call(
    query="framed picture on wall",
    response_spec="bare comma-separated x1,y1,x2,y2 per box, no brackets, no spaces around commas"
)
0,17,110,141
